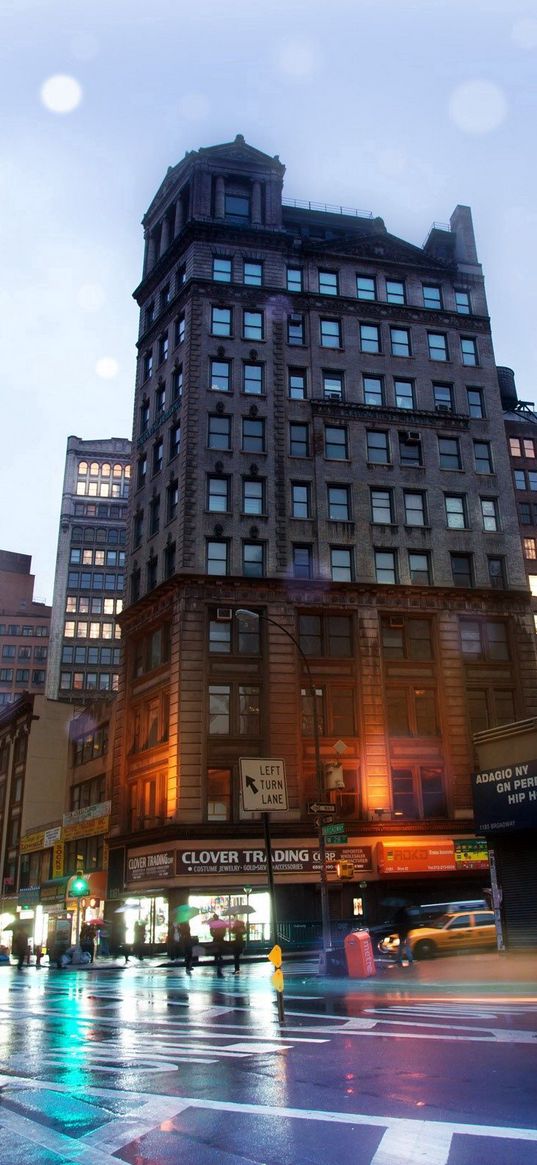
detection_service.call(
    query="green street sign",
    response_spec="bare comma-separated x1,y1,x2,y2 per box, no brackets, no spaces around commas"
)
323,821,347,838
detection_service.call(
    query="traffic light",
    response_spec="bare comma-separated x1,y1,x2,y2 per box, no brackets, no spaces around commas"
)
336,860,354,880
70,874,89,897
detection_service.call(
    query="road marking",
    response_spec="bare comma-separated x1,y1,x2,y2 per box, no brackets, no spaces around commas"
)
370,1120,453,1164
2,1074,537,1156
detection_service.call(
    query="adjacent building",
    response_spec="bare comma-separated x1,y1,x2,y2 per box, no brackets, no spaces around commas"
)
501,366,537,638
0,693,75,950
46,436,131,703
0,551,51,708
106,136,537,944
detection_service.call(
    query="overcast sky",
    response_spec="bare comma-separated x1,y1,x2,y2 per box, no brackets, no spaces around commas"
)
2,0,537,602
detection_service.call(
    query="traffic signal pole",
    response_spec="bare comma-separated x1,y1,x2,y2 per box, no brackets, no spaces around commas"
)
263,811,285,1025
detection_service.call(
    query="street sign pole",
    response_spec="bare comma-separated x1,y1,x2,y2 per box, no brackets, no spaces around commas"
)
263,811,285,1025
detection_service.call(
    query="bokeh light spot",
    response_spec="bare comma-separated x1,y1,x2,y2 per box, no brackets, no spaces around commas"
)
40,75,82,115
448,80,507,134
95,357,119,380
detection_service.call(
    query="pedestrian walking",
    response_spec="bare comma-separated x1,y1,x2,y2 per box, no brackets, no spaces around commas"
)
133,920,146,960
394,905,414,966
80,923,95,963
208,913,226,977
179,922,194,974
12,925,29,971
230,917,246,974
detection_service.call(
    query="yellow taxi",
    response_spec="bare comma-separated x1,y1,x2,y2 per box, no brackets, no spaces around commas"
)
406,910,497,959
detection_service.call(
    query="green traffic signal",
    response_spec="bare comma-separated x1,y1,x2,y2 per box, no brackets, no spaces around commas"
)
71,875,89,897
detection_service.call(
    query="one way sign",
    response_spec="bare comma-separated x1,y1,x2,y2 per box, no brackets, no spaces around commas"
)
239,758,289,812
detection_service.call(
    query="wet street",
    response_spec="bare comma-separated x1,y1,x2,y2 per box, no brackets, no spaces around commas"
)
1,954,537,1164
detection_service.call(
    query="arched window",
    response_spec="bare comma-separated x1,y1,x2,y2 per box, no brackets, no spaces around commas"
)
101,463,111,477
78,461,88,475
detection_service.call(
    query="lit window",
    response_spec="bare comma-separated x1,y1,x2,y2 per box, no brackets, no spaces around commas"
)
523,538,537,559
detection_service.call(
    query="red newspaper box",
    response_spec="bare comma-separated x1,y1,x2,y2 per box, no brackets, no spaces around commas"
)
344,929,376,978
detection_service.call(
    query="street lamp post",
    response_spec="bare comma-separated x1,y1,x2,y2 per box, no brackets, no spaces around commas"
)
236,608,331,953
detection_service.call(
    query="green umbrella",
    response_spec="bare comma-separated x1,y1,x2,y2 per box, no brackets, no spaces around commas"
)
173,905,200,924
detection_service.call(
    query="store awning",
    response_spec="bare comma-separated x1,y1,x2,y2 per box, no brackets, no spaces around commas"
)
40,877,70,905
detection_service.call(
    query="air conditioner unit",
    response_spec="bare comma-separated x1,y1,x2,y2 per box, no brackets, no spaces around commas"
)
403,431,421,444
216,608,232,622
435,404,451,413
325,763,345,790
388,615,404,629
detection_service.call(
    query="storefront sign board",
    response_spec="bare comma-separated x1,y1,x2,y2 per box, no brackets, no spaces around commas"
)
175,844,372,877
472,759,537,833
127,850,175,882
377,840,456,874
63,801,111,827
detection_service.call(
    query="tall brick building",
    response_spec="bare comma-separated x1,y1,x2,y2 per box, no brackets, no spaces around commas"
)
107,136,537,943
46,436,131,703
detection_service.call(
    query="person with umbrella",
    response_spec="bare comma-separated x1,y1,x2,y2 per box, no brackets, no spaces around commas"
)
208,913,226,977
230,916,246,974
173,905,198,974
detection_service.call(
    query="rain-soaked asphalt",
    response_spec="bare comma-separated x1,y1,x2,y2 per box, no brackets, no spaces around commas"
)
1,953,537,1164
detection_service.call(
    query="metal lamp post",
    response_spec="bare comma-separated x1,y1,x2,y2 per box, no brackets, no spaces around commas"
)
236,608,331,953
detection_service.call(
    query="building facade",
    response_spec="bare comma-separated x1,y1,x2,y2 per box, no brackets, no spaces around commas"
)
0,551,51,708
0,693,75,950
107,137,537,944
46,436,131,703
501,366,537,641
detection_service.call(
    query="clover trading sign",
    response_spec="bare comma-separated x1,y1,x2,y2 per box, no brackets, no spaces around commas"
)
239,758,289,813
